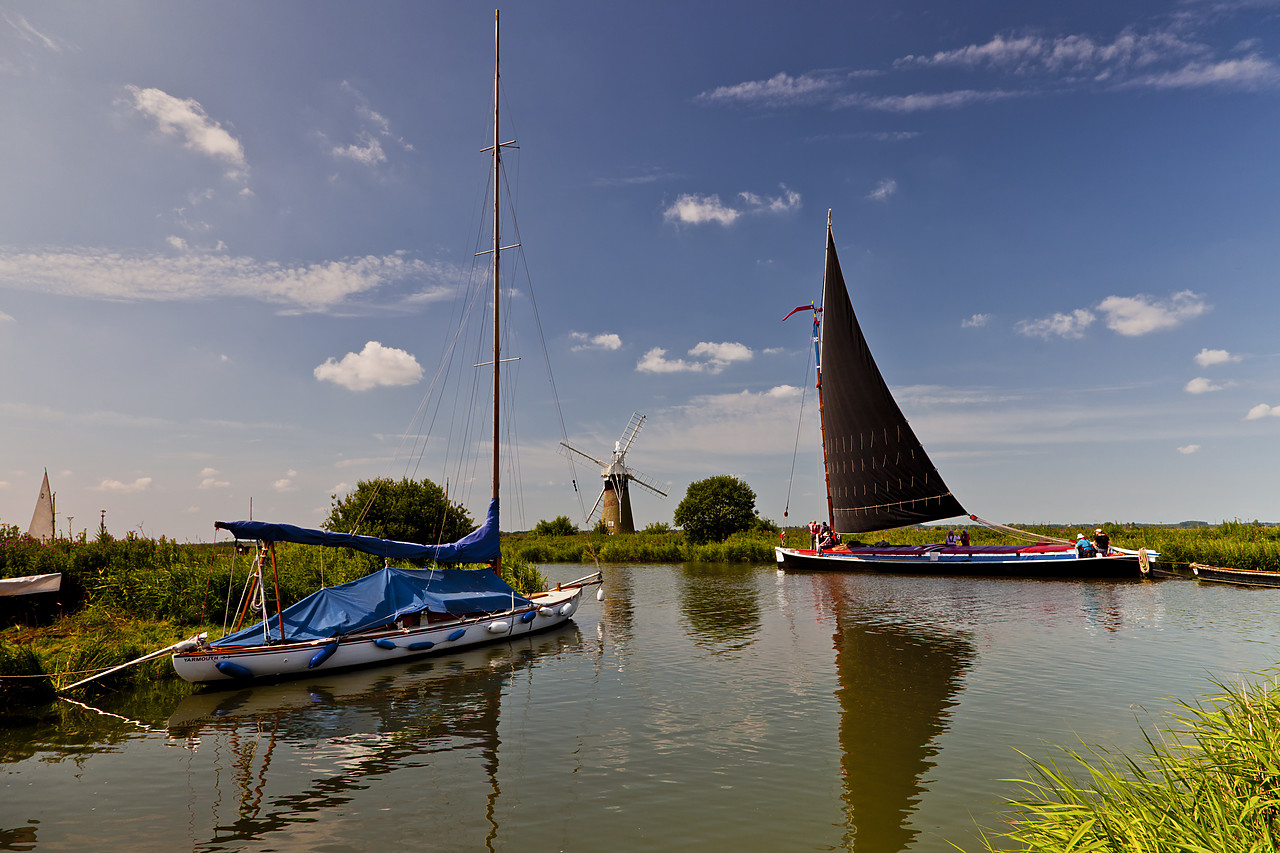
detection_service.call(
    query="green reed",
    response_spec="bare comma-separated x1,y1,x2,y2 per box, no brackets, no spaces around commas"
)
971,675,1280,852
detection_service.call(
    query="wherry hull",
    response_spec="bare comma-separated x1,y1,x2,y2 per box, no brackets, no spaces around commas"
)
173,578,595,684
775,546,1144,578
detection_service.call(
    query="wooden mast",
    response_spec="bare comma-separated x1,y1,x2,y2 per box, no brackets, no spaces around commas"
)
491,9,502,572
818,210,835,531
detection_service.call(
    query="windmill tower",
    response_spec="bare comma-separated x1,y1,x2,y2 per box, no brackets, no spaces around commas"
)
561,412,667,534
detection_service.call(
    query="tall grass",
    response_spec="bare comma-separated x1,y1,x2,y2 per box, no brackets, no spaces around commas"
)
973,675,1280,851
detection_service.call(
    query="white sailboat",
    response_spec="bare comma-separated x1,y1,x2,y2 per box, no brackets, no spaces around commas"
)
172,11,601,684
26,469,55,542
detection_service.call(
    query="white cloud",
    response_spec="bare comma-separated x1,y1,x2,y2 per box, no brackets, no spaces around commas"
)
199,468,230,489
0,248,453,312
124,86,248,181
694,71,844,107
663,185,801,226
1177,444,1200,454
4,12,62,53
961,313,990,328
333,133,386,166
840,88,1024,112
0,310,13,323
95,477,153,493
1128,55,1280,91
664,193,739,226
570,331,623,352
274,469,298,491
1184,377,1226,394
1194,347,1240,367
314,340,423,391
1015,308,1096,340
1098,290,1208,336
868,178,897,201
638,341,753,374
1245,404,1280,420
637,347,699,374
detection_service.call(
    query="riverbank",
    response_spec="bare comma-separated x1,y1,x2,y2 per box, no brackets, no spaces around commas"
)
973,674,1280,851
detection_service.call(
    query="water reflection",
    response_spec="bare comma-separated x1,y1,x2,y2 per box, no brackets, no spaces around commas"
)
678,563,762,654
166,625,582,851
808,573,976,852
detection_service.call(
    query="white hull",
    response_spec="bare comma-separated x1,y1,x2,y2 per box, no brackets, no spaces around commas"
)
173,583,591,684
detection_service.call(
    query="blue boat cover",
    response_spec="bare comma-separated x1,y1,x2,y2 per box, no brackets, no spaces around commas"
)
211,564,531,648
215,498,501,565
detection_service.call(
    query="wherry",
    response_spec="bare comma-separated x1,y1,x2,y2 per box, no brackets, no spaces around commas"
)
775,214,1154,577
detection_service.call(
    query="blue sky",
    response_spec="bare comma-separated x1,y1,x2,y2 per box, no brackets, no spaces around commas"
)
2,0,1278,541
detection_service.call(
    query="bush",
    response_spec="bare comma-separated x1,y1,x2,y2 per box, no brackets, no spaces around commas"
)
533,516,578,537
673,475,759,545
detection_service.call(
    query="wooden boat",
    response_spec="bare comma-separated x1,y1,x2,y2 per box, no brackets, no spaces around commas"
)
1190,562,1280,587
775,214,1154,578
172,11,601,684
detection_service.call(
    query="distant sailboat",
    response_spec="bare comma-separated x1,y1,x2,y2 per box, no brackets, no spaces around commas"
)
26,470,55,542
775,214,1154,577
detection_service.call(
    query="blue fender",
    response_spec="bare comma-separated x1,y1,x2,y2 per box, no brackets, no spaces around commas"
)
308,641,339,669
215,660,254,680
447,628,466,642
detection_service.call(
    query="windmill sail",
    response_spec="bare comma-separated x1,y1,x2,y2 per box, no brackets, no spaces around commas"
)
820,226,966,534
26,470,55,542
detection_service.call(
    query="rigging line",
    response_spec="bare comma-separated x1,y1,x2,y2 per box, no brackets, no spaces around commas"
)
968,513,1071,545
783,324,816,521
502,173,591,525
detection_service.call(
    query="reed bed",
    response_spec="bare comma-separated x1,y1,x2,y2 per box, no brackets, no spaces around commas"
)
973,675,1280,852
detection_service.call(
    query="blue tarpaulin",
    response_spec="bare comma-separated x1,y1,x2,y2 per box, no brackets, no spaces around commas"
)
215,498,501,565
212,564,531,648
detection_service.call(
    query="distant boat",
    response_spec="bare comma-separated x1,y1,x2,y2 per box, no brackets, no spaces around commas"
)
26,469,55,542
774,214,1153,577
1190,563,1280,588
172,11,601,684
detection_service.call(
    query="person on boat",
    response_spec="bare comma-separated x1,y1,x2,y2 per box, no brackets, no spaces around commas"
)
1075,533,1096,557
945,530,957,546
1094,528,1110,556
960,530,970,546
809,520,820,550
818,522,836,551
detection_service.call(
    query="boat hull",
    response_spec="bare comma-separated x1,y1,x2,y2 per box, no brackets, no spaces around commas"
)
775,545,1146,578
173,585,589,684
1191,563,1280,587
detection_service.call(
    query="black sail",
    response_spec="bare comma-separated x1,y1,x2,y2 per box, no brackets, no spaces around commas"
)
820,225,966,534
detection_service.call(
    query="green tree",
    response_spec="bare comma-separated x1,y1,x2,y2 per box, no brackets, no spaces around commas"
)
326,478,475,548
673,475,758,545
533,515,578,536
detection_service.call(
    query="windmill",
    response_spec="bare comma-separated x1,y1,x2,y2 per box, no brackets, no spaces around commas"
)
561,412,667,534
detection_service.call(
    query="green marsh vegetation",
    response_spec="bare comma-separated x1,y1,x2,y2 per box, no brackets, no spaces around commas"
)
972,674,1280,852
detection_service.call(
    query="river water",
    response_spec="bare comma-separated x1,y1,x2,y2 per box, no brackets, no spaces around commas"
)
4,563,1280,852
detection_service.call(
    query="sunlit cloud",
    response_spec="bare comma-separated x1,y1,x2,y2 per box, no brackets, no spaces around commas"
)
636,341,753,375
273,469,298,491
1177,444,1201,454
94,477,153,493
838,88,1024,112
328,81,413,167
1194,347,1241,367
868,178,897,201
1185,377,1226,394
570,331,623,352
1098,290,1208,336
314,341,423,391
1015,309,1096,340
0,310,13,324
1245,404,1280,420
663,185,801,226
199,467,230,489
0,247,454,313
962,313,990,329
124,85,248,181
694,71,846,107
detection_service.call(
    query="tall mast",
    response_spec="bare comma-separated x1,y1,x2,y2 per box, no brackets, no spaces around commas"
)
490,9,503,572
818,210,835,530
491,9,501,508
